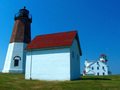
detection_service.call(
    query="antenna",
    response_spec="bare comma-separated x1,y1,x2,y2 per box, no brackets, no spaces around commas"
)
106,48,110,74
106,48,109,60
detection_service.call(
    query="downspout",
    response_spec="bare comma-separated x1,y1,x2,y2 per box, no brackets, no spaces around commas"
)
30,50,32,80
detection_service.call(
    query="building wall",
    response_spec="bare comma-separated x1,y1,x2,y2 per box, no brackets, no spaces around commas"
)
85,66,89,72
86,61,108,75
2,42,27,73
70,39,80,80
85,61,91,72
25,48,71,81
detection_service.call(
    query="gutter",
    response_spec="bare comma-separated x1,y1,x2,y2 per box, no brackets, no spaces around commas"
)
30,50,32,80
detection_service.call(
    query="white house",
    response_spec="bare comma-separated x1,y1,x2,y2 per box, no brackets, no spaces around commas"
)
83,54,109,76
24,31,82,81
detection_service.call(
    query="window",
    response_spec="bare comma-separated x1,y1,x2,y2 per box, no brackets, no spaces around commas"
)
97,72,99,76
103,72,105,75
92,67,94,70
97,67,99,70
14,60,19,66
72,51,74,58
97,62,99,65
13,56,21,67
102,66,104,70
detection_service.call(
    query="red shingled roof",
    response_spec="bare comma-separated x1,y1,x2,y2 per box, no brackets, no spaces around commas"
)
99,54,106,57
25,31,82,55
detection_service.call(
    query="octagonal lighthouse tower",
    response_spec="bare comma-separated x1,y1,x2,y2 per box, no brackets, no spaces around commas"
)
2,7,32,73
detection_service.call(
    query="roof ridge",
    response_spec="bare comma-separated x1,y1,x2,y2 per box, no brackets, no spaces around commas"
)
36,30,77,37
87,60,97,62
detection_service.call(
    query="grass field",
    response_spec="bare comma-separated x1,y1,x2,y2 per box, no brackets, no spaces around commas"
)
0,73,120,90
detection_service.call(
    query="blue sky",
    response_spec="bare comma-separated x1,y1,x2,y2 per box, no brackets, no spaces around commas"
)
0,0,120,75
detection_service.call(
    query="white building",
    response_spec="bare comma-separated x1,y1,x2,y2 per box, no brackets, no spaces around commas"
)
84,54,109,76
24,31,82,81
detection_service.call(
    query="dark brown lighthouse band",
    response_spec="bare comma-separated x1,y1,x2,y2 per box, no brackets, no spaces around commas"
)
10,8,32,44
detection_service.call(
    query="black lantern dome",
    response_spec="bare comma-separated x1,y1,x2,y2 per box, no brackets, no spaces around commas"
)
18,6,29,17
14,6,32,22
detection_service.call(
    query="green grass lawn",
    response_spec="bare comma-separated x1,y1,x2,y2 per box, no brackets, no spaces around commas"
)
0,73,120,90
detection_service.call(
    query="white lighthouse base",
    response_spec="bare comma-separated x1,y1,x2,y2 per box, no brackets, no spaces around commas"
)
2,69,24,73
2,42,28,73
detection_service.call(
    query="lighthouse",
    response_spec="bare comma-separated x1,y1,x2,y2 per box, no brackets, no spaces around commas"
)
2,7,32,73
99,54,108,64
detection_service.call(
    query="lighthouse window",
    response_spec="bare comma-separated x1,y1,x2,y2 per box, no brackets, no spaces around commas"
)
13,56,21,66
14,60,19,66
